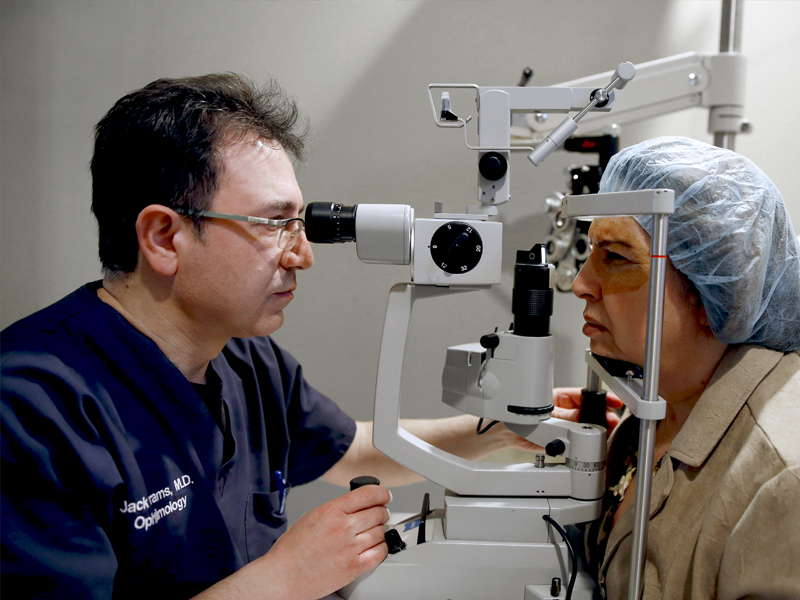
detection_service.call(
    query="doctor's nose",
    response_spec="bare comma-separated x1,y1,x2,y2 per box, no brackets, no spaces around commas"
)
281,230,314,270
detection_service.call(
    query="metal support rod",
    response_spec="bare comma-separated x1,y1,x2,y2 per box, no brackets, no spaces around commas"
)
714,132,737,152
573,78,617,123
586,369,601,392
720,0,743,52
714,0,744,149
627,214,669,599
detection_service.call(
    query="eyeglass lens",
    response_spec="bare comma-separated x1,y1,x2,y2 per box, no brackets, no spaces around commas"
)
278,220,305,250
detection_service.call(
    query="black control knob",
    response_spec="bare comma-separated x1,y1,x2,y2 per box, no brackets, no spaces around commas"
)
349,476,380,491
480,333,500,350
384,529,407,554
429,222,483,275
551,576,562,596
579,389,609,429
479,151,508,181
545,439,566,457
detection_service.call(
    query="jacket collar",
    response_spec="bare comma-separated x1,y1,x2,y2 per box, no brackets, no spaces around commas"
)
597,344,783,580
669,344,781,467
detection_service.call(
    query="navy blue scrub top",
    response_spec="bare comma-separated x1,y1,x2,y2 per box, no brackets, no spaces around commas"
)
1,282,356,598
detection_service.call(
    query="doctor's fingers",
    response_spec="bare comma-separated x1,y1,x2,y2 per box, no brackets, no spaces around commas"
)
348,505,391,535
553,387,624,411
553,387,584,409
354,522,390,555
552,405,622,430
337,485,392,515
606,410,622,432
552,405,581,423
356,531,389,572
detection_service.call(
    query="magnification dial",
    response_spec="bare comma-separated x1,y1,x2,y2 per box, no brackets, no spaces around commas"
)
429,221,484,274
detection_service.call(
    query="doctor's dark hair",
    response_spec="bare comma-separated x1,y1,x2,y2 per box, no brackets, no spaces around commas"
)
90,73,310,274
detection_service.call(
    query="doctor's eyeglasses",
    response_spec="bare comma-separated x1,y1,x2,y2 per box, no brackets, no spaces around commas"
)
175,209,305,251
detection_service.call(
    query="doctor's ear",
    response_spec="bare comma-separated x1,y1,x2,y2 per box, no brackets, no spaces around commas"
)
135,205,189,277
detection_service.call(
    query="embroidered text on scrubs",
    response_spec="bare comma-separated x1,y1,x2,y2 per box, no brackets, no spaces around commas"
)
119,486,173,514
134,496,189,531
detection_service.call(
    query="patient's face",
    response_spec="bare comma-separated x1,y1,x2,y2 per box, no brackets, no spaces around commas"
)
572,217,700,370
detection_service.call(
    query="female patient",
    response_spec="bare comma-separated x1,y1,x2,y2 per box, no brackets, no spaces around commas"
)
570,136,800,599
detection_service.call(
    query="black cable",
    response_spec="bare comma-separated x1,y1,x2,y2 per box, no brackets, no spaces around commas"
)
476,418,500,435
543,514,577,600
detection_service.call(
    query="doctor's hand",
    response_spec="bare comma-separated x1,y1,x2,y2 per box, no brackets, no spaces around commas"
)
266,484,391,599
498,387,624,454
192,484,391,600
551,386,624,432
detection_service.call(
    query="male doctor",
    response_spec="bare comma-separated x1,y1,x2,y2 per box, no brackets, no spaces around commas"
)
0,73,617,599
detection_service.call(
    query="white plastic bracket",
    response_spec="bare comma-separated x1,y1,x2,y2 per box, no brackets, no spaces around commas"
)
584,351,666,421
372,283,606,500
564,189,675,218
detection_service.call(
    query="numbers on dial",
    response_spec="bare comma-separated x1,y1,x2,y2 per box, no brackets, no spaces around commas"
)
429,221,484,275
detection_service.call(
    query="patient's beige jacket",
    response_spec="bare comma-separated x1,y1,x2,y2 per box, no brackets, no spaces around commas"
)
596,345,800,599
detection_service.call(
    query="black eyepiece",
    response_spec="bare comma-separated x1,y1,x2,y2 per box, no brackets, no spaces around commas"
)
305,203,357,243
512,243,553,337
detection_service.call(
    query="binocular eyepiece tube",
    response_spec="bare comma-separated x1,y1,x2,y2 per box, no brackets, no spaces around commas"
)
305,202,414,266
304,203,358,243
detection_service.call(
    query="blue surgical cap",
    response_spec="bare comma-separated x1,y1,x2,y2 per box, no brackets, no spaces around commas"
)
598,136,800,352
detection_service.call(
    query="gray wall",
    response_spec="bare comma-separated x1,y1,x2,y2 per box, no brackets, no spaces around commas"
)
3,0,799,519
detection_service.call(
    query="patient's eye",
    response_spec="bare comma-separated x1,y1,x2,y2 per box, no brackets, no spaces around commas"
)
607,251,627,261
